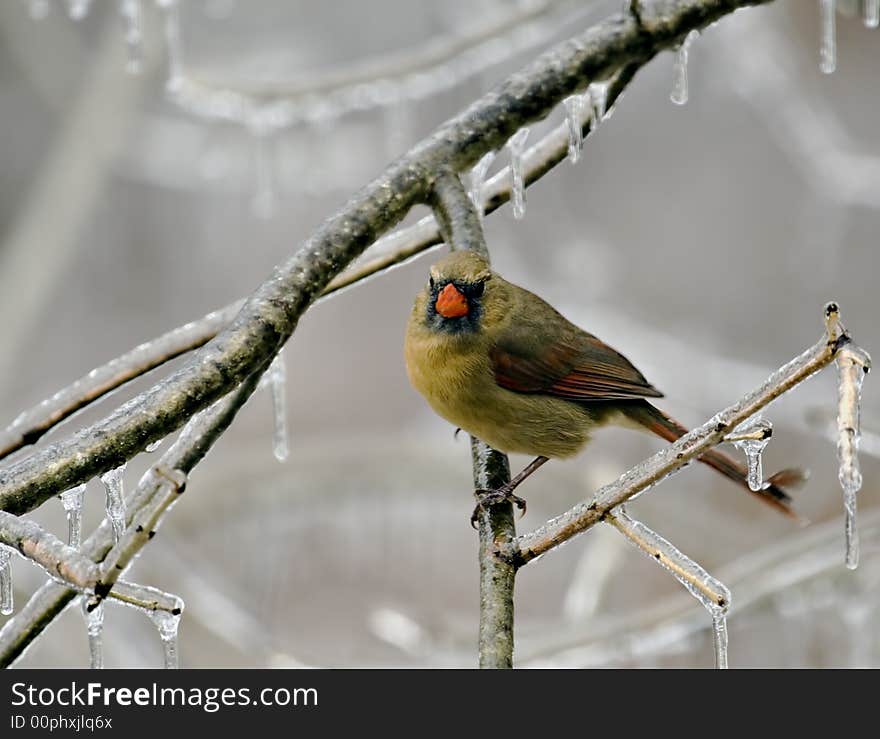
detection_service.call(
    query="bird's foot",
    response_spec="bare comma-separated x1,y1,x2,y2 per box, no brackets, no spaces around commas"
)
470,486,527,528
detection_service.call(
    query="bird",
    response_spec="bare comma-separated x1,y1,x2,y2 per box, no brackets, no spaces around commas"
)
403,249,803,525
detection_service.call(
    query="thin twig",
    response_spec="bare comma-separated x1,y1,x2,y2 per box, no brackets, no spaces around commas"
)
0,0,772,518
515,304,851,565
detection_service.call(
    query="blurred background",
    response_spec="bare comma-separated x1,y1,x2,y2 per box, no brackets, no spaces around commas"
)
0,0,878,668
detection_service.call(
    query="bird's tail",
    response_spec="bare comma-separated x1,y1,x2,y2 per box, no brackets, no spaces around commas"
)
620,400,806,520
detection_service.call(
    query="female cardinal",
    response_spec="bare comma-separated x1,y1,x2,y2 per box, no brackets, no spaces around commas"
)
404,250,800,523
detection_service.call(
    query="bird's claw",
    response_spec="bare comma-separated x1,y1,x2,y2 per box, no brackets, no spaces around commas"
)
470,487,527,528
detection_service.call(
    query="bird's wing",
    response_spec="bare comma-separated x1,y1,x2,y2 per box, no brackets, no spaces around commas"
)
489,298,663,402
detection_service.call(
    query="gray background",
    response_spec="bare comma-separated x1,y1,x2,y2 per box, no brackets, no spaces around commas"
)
0,0,878,667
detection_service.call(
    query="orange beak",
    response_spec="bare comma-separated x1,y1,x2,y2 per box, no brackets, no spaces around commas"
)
435,283,469,318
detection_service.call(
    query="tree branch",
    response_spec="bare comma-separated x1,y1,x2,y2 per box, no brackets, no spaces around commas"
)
0,372,261,667
515,304,856,565
0,0,773,518
429,168,518,667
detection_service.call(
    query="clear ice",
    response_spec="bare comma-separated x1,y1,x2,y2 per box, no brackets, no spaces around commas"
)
866,0,880,28
670,30,699,105
119,0,143,75
82,597,104,669
836,347,870,569
730,416,772,492
157,0,183,89
268,350,288,462
505,128,530,220
587,82,608,125
563,94,589,163
59,483,87,549
100,465,127,544
819,0,837,74
468,151,496,223
608,507,731,669
150,606,183,669
0,545,13,616
250,128,277,219
67,0,91,19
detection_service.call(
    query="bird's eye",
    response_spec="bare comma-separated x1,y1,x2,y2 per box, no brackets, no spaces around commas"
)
470,280,485,298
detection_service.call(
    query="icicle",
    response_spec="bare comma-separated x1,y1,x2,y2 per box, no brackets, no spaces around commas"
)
587,82,608,125
505,128,530,220
249,124,277,219
836,345,871,569
727,416,772,492
145,439,163,453
118,0,143,75
819,0,837,74
266,350,288,462
866,0,880,28
712,613,728,669
468,151,496,223
150,606,183,669
81,598,104,669
562,94,589,163
0,545,13,616
67,0,91,19
28,0,49,20
606,507,731,669
157,0,184,91
59,483,87,549
100,464,127,544
670,30,699,105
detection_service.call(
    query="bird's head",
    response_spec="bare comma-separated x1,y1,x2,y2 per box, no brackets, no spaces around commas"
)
422,250,494,335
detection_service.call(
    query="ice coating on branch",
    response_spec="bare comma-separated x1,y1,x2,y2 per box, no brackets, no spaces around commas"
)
119,0,143,75
468,151,496,223
505,128,530,220
0,545,13,616
607,507,731,669
819,0,837,74
729,415,772,492
81,598,104,669
562,94,588,163
150,605,183,669
100,465,127,544
59,483,87,549
670,30,699,105
263,350,289,462
67,0,91,19
157,0,183,90
866,0,880,28
836,345,870,569
587,82,608,125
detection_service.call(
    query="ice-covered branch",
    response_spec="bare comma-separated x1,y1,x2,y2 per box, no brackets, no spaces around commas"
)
430,168,517,668
0,372,262,667
605,508,730,668
515,303,853,565
0,0,774,519
0,511,179,618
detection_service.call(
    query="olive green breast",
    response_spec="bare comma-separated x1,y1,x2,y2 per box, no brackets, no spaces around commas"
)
404,297,607,459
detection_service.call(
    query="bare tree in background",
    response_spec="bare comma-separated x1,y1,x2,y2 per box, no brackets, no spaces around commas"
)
0,0,876,668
